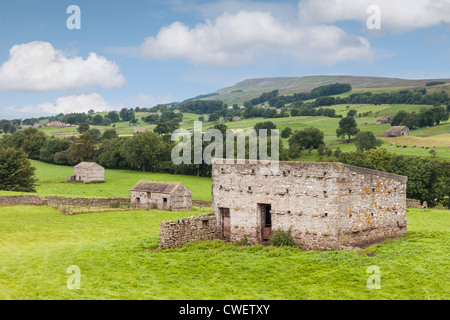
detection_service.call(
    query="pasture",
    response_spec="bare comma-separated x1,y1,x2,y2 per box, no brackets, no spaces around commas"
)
0,160,212,201
0,206,448,300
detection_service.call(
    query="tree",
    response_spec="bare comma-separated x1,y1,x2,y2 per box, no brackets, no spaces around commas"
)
88,128,102,142
77,123,90,134
22,131,47,160
290,109,300,117
154,123,171,135
67,133,96,164
129,118,139,126
119,132,169,172
208,113,220,122
0,148,37,192
106,111,120,123
143,114,160,124
391,110,409,126
39,138,71,163
336,116,359,143
102,129,118,140
212,123,228,136
354,131,383,151
289,127,325,150
281,127,293,139
91,114,104,126
347,109,357,118
254,121,277,132
120,108,135,121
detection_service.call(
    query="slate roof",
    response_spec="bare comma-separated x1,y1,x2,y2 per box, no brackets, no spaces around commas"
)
130,181,182,194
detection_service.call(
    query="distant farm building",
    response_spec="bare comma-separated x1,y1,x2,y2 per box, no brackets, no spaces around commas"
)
133,128,148,134
47,121,70,129
376,117,392,125
67,162,105,183
385,126,410,137
233,116,241,122
130,181,192,211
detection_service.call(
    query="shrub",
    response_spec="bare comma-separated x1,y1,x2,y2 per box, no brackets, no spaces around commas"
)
270,228,296,247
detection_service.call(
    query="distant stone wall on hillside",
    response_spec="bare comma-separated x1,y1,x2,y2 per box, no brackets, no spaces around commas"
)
158,214,220,249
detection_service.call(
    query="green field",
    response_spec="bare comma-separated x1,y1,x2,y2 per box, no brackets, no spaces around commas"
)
0,206,448,300
0,160,212,201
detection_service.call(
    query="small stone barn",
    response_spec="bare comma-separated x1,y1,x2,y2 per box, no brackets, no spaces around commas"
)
69,162,105,183
385,126,410,137
130,181,192,211
212,159,408,250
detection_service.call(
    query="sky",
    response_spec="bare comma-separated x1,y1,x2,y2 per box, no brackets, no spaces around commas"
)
0,0,450,119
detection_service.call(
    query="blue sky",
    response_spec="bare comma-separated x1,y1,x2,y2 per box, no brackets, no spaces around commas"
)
0,0,450,119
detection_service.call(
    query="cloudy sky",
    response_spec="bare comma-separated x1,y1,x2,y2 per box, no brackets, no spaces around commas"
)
1,0,450,119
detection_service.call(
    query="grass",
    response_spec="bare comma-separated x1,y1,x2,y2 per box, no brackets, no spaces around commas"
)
0,160,212,201
0,206,448,300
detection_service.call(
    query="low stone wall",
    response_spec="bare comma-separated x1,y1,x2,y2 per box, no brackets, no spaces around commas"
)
158,214,220,249
44,196,130,207
0,195,130,208
407,198,428,209
192,199,212,207
0,195,44,206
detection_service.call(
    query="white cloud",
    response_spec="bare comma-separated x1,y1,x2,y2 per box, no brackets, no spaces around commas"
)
0,41,126,93
8,93,110,115
139,10,373,66
298,0,450,34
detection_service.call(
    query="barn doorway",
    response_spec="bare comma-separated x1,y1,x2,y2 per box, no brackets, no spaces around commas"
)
220,208,231,240
136,197,141,208
163,198,168,210
259,204,272,241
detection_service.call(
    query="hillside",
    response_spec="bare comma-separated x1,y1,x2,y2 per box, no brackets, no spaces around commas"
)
193,75,450,104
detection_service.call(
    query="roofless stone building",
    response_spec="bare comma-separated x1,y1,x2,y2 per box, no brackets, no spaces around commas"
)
211,159,408,250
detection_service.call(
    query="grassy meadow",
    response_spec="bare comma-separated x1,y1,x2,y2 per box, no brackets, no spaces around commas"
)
0,160,212,201
0,206,448,300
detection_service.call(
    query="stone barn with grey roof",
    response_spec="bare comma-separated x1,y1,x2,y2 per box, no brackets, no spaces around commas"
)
68,162,105,183
385,126,410,137
130,181,192,211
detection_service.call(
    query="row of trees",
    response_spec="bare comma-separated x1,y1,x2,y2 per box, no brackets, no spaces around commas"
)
391,106,449,129
1,120,449,208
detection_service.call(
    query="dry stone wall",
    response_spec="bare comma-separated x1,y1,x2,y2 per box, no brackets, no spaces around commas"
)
0,195,130,207
158,214,220,249
406,199,427,209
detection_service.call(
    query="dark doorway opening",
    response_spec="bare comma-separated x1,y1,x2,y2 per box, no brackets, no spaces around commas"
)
259,204,272,241
220,208,231,240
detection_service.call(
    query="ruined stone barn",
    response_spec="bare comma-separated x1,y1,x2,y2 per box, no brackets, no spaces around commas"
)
212,159,408,250
68,162,105,183
130,181,192,211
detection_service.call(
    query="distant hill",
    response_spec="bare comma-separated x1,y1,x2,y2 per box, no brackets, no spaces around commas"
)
187,75,450,105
